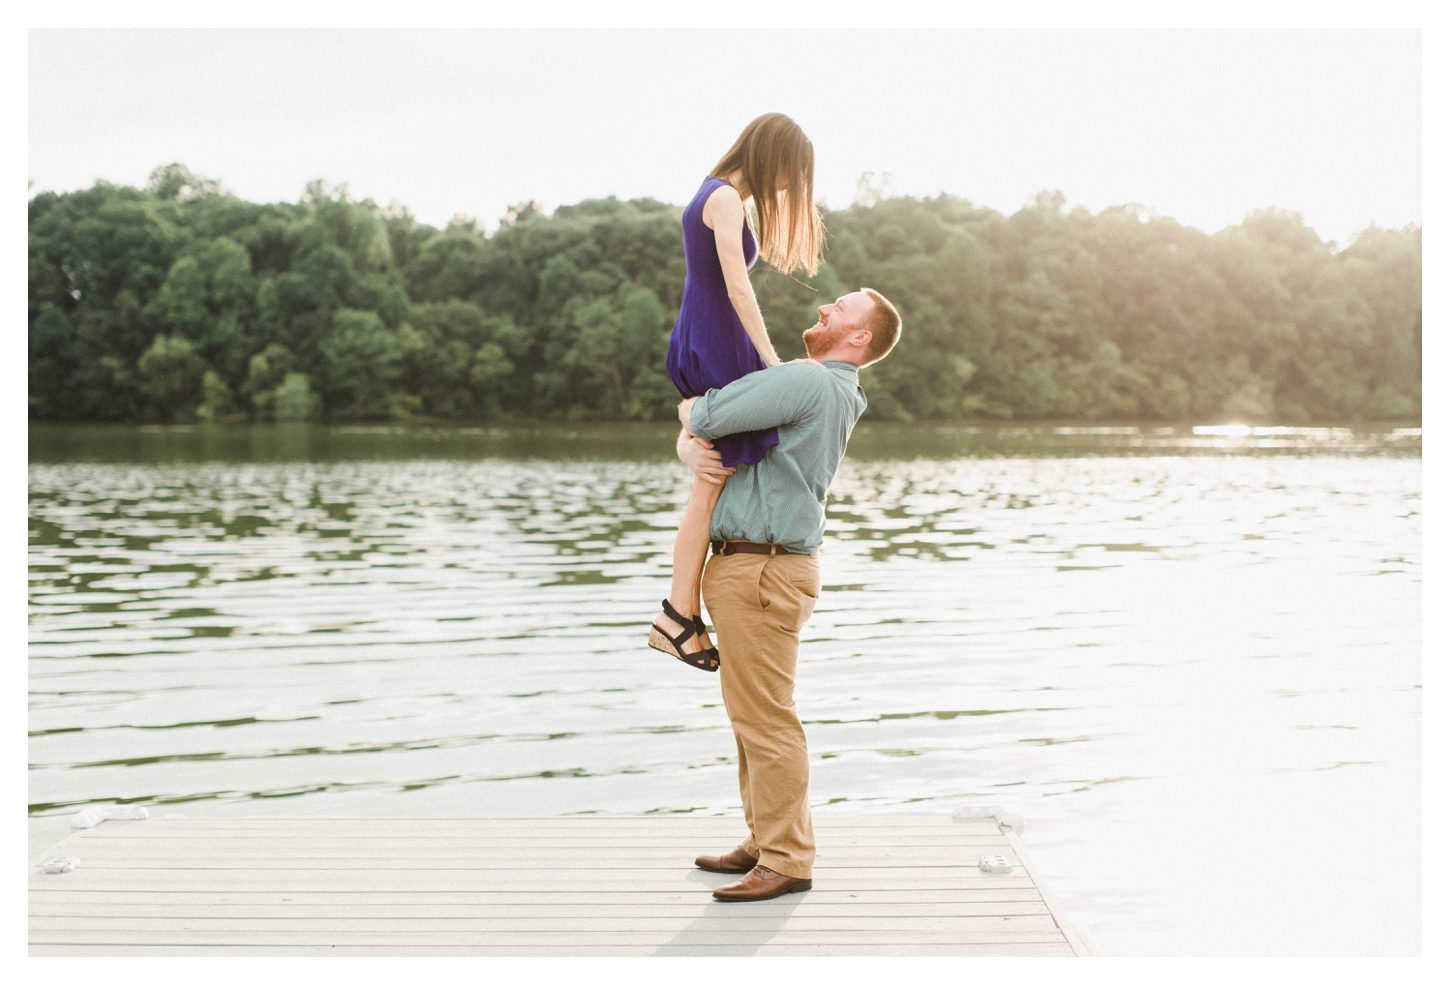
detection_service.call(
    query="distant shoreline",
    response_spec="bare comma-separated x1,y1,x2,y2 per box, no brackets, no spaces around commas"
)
31,170,1422,429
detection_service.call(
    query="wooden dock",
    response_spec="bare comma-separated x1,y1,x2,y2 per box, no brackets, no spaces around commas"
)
29,814,1091,956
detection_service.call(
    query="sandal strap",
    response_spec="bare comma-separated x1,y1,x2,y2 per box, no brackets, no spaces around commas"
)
655,600,697,649
660,599,704,647
681,650,718,670
654,619,694,649
654,600,717,670
691,615,719,663
661,598,694,628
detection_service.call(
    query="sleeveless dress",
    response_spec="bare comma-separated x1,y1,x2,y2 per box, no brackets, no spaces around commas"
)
665,176,779,468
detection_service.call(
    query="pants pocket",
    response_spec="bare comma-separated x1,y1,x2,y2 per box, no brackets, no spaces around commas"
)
787,559,821,599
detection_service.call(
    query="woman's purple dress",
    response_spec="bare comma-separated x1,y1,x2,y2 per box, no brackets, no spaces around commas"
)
665,176,779,468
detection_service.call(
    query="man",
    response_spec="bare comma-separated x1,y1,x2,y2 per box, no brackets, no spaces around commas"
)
674,287,903,902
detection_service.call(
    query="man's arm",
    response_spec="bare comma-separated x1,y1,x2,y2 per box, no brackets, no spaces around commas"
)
678,396,700,432
676,428,735,485
685,363,824,440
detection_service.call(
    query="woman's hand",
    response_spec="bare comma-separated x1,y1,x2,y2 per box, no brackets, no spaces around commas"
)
786,357,824,368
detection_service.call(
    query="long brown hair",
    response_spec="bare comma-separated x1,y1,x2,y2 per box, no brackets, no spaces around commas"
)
710,113,824,276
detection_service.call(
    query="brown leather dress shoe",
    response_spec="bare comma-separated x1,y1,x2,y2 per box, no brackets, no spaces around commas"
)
694,845,758,873
712,865,812,901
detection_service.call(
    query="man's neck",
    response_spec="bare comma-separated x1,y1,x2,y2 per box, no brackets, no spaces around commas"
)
809,351,862,367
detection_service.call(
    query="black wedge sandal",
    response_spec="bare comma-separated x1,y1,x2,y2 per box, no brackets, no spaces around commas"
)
648,599,719,673
692,615,719,669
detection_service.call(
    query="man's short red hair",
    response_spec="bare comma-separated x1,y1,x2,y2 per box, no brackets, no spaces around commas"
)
859,288,902,366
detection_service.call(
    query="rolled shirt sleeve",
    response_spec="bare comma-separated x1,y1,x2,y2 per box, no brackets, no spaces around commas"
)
689,363,824,439
689,359,866,554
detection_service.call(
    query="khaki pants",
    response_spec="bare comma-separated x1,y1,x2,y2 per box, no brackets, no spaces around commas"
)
701,550,821,880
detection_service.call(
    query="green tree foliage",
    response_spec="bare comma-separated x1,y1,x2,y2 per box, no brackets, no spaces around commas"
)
136,334,205,421
29,168,1421,423
241,343,295,420
273,373,320,423
196,370,235,422
319,308,401,418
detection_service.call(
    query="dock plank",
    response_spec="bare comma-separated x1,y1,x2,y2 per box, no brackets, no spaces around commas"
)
63,841,1014,855
31,943,1079,956
30,815,1086,956
62,850,1015,862
29,872,1042,891
30,929,1071,946
73,816,996,828
32,915,1063,933
30,887,1050,905
30,901,1054,919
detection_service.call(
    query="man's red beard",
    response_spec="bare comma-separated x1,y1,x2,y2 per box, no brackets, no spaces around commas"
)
802,322,841,358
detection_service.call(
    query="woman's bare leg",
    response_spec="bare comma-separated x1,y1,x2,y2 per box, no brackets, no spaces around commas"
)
663,474,724,652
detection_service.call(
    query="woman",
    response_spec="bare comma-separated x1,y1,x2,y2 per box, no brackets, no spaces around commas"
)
648,112,825,672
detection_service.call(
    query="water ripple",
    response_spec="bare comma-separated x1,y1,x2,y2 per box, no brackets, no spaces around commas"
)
28,427,1421,955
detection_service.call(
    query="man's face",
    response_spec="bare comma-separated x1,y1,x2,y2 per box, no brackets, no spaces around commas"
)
802,291,873,357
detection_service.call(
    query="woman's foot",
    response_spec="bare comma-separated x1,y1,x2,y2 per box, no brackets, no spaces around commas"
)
649,599,719,672
657,607,705,654
692,615,717,654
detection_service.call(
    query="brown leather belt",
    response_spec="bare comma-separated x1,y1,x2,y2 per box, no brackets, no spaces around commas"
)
711,539,806,557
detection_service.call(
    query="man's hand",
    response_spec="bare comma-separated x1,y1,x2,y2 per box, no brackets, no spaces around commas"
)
677,396,699,431
677,431,735,485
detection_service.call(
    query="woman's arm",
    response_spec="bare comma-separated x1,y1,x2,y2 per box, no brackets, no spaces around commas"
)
702,183,782,368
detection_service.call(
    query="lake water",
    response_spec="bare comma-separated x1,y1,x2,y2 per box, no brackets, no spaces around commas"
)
28,422,1421,956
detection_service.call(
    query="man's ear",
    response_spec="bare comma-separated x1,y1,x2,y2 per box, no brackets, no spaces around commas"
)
851,329,873,349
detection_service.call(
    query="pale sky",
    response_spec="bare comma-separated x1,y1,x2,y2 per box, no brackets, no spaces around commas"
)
28,28,1421,244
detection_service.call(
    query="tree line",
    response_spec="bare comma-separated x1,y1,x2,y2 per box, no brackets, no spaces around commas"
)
29,164,1421,425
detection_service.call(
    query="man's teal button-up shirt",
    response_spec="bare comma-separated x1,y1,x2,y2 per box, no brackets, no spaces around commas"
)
688,360,867,555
